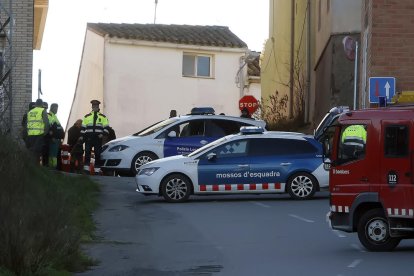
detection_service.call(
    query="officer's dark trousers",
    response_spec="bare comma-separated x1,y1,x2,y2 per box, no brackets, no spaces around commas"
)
27,135,45,164
84,136,102,167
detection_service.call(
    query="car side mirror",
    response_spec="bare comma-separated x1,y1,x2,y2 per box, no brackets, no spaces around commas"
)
167,131,177,138
207,152,217,161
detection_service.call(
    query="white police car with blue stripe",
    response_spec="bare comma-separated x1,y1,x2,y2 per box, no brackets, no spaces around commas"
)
136,126,329,202
100,108,266,175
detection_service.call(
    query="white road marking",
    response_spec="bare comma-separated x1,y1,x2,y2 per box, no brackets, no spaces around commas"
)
250,201,271,208
289,214,314,223
347,259,362,268
351,243,366,253
333,230,347,238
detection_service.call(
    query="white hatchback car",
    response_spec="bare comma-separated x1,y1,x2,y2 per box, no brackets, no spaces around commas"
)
100,109,266,175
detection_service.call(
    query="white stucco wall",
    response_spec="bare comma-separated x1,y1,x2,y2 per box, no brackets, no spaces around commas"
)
103,39,246,137
247,81,261,101
66,30,104,134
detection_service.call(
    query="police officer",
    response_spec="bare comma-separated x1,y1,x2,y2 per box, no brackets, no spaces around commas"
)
47,103,64,168
240,107,251,118
79,100,109,173
41,101,50,166
21,101,35,147
26,99,50,163
341,124,367,158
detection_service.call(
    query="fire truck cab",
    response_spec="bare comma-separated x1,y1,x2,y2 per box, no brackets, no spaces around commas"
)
324,106,414,251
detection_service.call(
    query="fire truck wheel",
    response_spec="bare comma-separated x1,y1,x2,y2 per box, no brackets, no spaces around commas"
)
286,172,317,200
161,173,192,203
357,208,401,251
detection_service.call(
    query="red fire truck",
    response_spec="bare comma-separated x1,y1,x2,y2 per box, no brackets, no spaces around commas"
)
324,106,414,251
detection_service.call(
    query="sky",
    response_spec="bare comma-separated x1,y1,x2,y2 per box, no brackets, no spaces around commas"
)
33,0,269,128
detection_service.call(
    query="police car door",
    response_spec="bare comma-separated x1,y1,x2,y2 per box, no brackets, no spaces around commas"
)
248,138,290,192
197,139,249,193
163,119,210,157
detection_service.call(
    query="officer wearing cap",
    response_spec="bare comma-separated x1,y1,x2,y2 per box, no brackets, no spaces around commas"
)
79,100,110,173
26,98,50,163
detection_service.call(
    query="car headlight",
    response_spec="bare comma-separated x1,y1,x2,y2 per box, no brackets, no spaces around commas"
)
138,167,160,176
108,145,129,152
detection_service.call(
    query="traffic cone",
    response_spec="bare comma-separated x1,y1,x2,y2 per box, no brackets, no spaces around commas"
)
89,157,95,175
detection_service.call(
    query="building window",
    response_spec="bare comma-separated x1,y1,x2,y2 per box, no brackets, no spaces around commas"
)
182,53,212,78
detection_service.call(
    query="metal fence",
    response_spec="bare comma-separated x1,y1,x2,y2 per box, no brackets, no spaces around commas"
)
0,0,13,135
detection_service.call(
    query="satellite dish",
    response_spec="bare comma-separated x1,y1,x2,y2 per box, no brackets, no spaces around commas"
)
342,36,356,61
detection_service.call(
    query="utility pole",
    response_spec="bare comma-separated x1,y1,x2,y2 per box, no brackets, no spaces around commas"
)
38,69,42,99
154,0,158,24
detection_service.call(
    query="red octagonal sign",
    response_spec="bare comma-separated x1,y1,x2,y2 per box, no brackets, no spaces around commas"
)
239,95,259,114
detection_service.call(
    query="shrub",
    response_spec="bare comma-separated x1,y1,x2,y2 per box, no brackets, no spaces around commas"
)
0,135,99,275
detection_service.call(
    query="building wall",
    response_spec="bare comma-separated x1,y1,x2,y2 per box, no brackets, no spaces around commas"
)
361,0,414,106
11,0,34,138
103,39,246,137
315,0,362,63
68,31,247,138
262,0,308,121
314,34,358,124
262,0,291,112
313,0,361,125
66,30,104,132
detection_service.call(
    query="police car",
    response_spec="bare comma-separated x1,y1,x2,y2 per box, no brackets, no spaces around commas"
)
135,126,329,202
100,108,266,175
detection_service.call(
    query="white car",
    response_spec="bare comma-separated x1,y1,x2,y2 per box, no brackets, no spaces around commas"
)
100,109,266,175
135,127,329,203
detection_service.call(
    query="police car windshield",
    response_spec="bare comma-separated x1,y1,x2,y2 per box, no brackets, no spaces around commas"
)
188,136,231,157
135,118,179,137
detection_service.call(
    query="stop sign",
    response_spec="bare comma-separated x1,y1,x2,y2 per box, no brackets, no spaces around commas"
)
239,95,259,114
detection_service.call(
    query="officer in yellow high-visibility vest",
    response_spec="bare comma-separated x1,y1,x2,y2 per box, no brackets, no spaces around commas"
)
26,98,50,163
341,124,367,158
47,103,64,169
79,100,110,173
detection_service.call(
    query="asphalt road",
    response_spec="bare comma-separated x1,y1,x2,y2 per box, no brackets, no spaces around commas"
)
78,176,414,276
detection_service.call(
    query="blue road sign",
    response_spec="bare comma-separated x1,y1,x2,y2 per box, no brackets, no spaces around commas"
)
369,77,396,103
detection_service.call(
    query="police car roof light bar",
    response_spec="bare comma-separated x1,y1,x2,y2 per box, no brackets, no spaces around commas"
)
190,107,215,115
240,126,264,135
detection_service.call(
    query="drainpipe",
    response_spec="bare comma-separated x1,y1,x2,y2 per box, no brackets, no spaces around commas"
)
289,0,295,119
305,0,311,123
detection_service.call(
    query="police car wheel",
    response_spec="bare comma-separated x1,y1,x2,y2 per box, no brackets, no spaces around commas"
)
131,152,158,174
357,208,401,251
286,172,317,200
161,174,192,203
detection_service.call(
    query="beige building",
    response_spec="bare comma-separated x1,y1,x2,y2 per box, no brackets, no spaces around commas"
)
314,0,362,124
67,23,259,138
261,0,313,127
262,0,362,129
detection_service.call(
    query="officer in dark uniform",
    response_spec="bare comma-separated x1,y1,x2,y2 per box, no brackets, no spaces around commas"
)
79,100,110,173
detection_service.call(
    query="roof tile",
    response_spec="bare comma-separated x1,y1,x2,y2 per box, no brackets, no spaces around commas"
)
87,23,247,48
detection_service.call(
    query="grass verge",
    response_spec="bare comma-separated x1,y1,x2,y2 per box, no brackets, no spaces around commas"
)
0,135,100,275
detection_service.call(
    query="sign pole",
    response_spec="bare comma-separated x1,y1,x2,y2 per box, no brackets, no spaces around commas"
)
353,42,358,110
